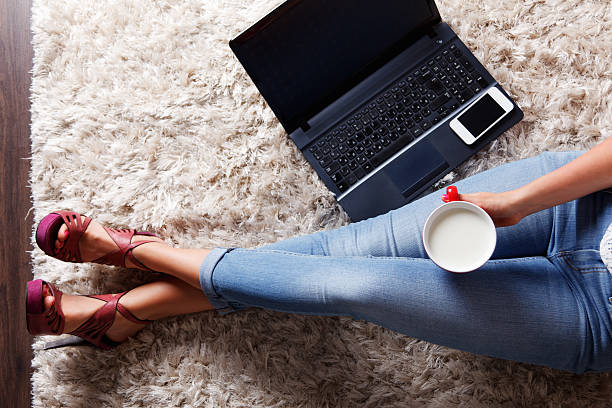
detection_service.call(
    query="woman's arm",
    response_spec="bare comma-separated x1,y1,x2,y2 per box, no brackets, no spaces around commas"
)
458,138,612,227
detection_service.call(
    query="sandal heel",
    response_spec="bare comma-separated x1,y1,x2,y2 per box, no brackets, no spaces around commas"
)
43,336,88,350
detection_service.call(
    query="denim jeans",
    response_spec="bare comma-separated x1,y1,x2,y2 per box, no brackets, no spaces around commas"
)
199,151,612,373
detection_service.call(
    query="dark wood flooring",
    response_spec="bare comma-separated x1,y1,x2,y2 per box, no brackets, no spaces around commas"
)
0,0,33,406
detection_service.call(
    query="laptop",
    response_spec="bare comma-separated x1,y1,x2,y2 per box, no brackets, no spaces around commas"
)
229,0,523,221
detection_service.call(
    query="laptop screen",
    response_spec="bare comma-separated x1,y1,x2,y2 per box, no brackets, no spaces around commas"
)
230,0,441,134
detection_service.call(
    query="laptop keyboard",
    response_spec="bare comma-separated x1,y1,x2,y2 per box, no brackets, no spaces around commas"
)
308,41,491,193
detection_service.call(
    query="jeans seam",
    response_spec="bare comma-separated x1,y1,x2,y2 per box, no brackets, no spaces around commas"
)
233,248,433,261
235,249,554,265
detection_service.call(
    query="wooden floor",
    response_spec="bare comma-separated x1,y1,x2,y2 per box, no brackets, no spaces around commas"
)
0,0,34,406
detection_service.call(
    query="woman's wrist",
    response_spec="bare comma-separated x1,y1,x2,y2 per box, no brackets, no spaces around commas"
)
507,185,546,220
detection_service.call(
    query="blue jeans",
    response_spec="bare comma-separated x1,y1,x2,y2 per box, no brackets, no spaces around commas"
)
199,152,612,373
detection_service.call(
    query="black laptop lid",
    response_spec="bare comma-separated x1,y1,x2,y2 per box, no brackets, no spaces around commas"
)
230,0,441,134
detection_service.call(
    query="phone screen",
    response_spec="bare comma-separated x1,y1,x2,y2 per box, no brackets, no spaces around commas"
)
457,94,506,137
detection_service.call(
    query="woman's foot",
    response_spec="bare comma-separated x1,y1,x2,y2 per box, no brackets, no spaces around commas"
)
35,211,165,271
42,284,148,343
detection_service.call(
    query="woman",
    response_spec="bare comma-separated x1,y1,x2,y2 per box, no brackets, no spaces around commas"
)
26,138,612,373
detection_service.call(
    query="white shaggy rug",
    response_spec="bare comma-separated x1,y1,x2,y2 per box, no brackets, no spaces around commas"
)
30,0,612,406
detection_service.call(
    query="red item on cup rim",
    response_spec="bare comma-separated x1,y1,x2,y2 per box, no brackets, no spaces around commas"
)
446,186,459,202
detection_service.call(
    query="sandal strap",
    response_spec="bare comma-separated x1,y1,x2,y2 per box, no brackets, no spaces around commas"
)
73,292,151,350
91,227,158,271
48,288,65,335
88,293,153,324
117,303,153,324
124,240,159,272
69,294,120,350
55,211,92,263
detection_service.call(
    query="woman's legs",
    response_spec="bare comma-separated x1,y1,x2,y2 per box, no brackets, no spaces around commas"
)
46,151,612,371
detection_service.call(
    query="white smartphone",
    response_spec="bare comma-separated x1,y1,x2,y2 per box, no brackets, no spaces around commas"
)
449,87,514,145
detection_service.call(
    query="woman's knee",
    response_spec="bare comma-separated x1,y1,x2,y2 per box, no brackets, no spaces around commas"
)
322,269,391,316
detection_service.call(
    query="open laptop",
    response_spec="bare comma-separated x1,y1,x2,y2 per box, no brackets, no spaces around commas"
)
230,0,523,221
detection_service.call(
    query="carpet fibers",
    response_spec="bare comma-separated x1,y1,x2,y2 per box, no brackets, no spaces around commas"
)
30,0,611,406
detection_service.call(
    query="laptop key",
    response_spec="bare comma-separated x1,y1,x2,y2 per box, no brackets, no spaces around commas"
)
418,71,432,84
460,88,473,102
370,132,413,168
345,173,358,185
331,173,342,183
427,78,445,94
354,167,366,179
324,162,340,174
337,181,348,192
430,92,451,111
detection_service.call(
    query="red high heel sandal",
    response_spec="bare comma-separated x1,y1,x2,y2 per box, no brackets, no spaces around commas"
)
35,210,159,272
26,279,152,350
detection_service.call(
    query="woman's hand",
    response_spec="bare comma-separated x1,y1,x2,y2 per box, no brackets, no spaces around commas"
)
443,190,527,227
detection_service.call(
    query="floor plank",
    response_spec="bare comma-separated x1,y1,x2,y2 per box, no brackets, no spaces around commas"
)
0,0,34,406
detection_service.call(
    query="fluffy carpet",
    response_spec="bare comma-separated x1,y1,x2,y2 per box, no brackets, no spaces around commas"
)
30,0,611,406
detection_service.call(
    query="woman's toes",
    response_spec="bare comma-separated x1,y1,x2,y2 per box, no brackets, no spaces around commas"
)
55,226,70,251
43,295,55,312
42,285,55,311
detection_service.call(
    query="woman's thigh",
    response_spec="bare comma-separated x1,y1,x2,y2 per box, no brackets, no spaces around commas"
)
264,151,583,259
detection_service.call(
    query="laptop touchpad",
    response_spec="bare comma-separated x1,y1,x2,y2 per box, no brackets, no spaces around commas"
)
382,140,449,198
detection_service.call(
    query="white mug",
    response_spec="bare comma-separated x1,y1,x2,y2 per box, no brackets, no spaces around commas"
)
422,187,496,273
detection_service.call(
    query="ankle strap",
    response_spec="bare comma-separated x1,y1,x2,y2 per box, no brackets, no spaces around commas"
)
116,293,153,324
86,292,153,324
